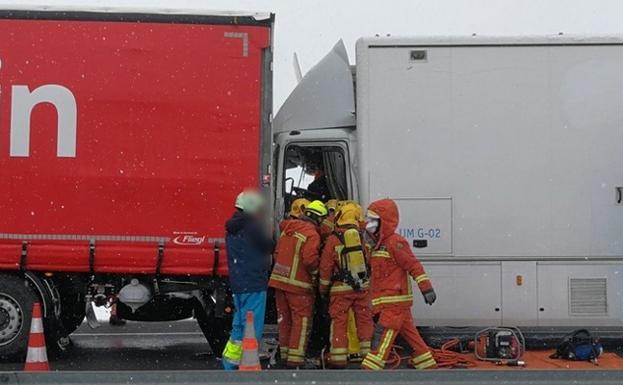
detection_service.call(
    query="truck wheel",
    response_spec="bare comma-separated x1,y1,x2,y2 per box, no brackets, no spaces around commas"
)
0,274,38,360
197,314,231,357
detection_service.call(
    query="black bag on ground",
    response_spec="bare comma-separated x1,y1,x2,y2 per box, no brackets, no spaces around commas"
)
549,329,603,361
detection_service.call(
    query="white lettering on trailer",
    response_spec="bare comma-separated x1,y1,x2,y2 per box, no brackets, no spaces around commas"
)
8,85,78,158
224,32,249,57
172,234,206,246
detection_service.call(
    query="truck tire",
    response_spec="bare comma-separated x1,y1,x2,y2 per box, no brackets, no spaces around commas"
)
0,274,38,360
196,313,231,357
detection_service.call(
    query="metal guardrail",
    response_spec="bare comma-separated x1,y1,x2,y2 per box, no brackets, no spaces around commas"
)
3,370,623,385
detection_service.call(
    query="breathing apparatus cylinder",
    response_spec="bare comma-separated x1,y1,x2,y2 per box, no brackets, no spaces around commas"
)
339,227,368,290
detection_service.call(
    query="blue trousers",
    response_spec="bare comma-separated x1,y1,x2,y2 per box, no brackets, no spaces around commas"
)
222,290,266,370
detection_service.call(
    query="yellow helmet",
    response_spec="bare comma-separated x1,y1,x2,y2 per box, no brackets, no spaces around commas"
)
337,200,356,210
289,198,310,218
305,200,328,217
336,202,364,226
326,199,338,212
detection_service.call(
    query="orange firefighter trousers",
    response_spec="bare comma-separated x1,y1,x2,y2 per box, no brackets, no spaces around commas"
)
328,291,373,368
362,307,436,370
275,289,315,367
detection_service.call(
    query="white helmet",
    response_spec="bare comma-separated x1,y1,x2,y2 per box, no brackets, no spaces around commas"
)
234,190,265,214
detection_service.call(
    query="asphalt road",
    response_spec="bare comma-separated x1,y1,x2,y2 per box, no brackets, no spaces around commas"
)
0,320,229,371
3,321,622,371
2,321,623,384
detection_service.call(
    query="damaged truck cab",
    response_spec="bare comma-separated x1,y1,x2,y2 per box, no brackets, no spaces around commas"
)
273,41,359,220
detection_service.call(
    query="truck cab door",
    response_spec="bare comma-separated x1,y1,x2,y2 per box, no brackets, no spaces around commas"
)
274,132,353,227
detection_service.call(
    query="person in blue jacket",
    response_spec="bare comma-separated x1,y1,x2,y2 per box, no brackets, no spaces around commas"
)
222,190,275,370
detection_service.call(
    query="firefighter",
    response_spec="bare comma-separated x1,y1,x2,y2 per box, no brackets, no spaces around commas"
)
306,198,340,361
319,202,373,368
222,190,275,370
361,198,438,371
269,200,328,368
319,199,338,241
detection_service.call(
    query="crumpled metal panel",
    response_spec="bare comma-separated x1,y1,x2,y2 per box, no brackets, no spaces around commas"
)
274,40,355,133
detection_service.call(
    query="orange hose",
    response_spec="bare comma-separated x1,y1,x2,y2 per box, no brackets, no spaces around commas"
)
385,345,406,369
431,338,477,369
385,338,476,369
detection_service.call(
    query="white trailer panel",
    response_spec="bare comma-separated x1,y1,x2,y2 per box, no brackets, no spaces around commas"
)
356,36,623,325
357,37,623,258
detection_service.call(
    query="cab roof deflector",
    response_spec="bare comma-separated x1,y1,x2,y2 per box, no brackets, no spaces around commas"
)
274,40,355,134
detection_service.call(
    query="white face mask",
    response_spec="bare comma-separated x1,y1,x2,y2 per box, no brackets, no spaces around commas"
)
366,218,379,233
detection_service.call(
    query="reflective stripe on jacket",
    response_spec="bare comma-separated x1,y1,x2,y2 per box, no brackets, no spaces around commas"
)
269,218,321,294
319,215,336,241
367,199,433,313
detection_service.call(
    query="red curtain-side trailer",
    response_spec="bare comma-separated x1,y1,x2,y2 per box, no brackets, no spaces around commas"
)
0,8,273,358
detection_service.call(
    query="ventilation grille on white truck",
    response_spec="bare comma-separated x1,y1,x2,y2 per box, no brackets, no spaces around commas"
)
568,278,608,316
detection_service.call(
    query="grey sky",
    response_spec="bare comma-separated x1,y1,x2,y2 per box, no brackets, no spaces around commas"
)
5,0,623,108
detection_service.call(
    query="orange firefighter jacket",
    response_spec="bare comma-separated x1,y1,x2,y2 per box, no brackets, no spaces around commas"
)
319,213,336,241
269,218,321,294
319,228,370,296
367,199,433,313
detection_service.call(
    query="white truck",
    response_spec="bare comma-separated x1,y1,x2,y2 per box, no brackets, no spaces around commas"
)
274,36,623,328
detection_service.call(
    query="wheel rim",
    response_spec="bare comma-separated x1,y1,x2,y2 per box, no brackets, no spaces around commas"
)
0,294,24,346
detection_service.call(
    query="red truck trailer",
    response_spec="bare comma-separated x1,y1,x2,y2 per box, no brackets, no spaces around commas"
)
0,8,273,359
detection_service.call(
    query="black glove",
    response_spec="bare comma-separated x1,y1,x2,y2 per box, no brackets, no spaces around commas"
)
422,289,436,305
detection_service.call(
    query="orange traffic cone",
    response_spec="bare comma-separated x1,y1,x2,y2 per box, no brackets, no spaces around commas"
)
24,302,49,371
239,311,261,371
